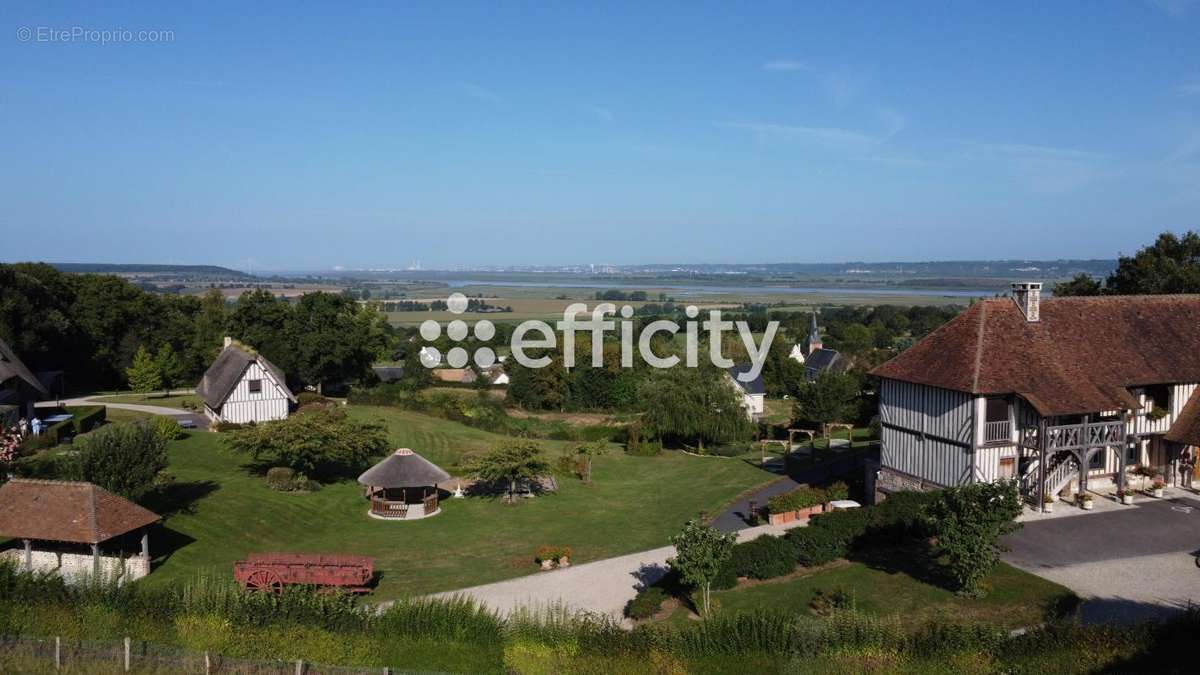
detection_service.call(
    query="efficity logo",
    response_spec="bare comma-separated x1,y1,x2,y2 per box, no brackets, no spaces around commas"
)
418,293,779,383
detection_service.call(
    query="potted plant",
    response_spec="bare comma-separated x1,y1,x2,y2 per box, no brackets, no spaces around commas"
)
1151,478,1165,499
1116,488,1134,506
1042,493,1055,513
1081,494,1094,510
557,546,573,568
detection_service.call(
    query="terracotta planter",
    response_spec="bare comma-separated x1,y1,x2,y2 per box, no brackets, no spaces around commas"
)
1081,500,1094,510
768,511,795,526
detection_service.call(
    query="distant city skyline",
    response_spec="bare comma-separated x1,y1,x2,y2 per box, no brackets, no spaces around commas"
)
3,2,1198,268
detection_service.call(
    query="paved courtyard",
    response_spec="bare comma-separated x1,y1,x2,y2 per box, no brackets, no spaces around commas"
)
1002,492,1200,623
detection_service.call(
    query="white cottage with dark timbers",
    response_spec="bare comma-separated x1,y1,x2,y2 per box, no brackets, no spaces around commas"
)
869,284,1200,507
196,337,296,424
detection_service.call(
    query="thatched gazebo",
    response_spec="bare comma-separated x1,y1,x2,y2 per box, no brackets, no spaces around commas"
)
358,448,451,520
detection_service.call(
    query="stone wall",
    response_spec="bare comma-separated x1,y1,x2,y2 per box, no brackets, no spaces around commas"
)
870,464,941,504
0,548,150,585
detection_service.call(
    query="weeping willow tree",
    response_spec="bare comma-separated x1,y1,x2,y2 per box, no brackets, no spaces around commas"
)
636,366,753,451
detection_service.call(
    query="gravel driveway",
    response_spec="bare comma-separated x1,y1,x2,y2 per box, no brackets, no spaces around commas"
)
1002,493,1200,623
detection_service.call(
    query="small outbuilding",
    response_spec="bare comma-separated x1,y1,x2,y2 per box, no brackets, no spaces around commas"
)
357,448,451,520
197,337,296,424
0,479,160,584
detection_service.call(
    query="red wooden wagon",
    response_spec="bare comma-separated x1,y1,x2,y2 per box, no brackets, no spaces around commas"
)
233,553,375,593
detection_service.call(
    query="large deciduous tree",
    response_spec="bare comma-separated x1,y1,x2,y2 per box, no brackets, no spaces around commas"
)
637,366,753,451
1055,231,1200,297
223,408,388,481
791,371,861,437
465,442,552,500
155,344,184,397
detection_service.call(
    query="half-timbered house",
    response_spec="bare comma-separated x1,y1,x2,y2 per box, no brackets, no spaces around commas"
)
869,283,1200,506
196,337,296,424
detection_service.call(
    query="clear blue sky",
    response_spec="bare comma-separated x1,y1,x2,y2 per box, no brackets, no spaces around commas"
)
2,1,1198,270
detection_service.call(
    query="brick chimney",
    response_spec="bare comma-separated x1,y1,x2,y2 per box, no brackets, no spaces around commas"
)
1011,282,1042,322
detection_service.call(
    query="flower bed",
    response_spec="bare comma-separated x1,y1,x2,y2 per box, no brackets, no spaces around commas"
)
766,482,848,525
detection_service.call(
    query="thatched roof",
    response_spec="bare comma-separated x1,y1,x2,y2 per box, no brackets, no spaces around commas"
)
358,449,451,488
196,339,296,409
0,338,48,397
0,479,160,544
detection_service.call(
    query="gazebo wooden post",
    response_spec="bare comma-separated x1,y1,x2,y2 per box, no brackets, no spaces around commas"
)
141,532,150,560
22,539,31,571
91,543,100,576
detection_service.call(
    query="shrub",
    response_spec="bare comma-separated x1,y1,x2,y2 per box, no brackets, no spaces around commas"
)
624,586,667,620
266,467,297,491
872,490,937,541
69,422,168,499
212,421,244,432
787,526,847,567
768,486,826,514
223,408,388,481
150,415,186,442
824,481,850,502
624,421,662,456
725,535,797,580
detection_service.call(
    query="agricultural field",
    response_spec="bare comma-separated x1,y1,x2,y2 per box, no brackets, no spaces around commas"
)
141,406,776,599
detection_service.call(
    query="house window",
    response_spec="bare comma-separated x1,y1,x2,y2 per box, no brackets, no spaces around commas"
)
1144,384,1171,413
248,379,263,394
1126,443,1140,466
985,397,1009,423
998,457,1016,479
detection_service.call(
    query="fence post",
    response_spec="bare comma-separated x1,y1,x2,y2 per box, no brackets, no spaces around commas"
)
124,637,131,672
295,658,304,675
204,650,211,675
54,636,61,670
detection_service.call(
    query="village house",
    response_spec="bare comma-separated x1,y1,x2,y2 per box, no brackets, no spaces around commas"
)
196,337,296,424
727,363,765,420
869,283,1200,506
0,337,48,427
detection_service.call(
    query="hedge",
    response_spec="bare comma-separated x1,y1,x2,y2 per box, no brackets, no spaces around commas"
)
724,535,798,580
64,405,106,434
767,481,849,514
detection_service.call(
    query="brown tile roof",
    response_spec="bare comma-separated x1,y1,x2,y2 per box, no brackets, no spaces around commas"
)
0,479,160,544
871,295,1200,416
1166,388,1200,446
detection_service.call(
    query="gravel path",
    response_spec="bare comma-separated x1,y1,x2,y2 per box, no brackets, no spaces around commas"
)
38,392,208,428
428,520,809,623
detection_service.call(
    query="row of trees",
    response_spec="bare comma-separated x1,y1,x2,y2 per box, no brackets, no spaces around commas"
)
1054,230,1200,296
0,264,396,393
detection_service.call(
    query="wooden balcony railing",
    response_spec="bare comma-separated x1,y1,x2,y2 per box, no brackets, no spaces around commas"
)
983,421,1011,445
1045,421,1125,452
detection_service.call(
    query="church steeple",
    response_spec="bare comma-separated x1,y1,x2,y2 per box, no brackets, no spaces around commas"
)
806,311,823,355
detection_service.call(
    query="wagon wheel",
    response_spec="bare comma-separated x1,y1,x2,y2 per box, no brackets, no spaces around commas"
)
244,569,284,593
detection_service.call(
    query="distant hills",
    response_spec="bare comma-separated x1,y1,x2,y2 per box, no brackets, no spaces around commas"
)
49,263,253,279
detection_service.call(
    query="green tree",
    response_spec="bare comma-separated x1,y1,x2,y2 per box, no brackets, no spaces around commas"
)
1052,273,1103,297
668,519,737,616
465,442,552,500
637,367,753,451
288,293,393,393
70,422,168,500
791,371,861,438
925,480,1023,596
125,345,162,394
224,408,388,481
154,344,184,397
836,324,874,355
1104,230,1200,295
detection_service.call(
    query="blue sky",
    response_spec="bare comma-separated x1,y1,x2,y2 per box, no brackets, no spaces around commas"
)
2,1,1199,270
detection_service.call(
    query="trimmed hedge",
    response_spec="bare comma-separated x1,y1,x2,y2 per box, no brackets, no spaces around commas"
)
65,405,106,434
767,486,826,513
624,586,668,620
725,535,797,580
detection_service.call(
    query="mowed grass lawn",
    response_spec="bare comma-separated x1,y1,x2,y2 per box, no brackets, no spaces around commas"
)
666,558,1073,630
142,406,775,599
93,393,202,410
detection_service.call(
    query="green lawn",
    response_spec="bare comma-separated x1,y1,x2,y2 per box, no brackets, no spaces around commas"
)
93,393,202,410
142,406,776,599
665,558,1074,630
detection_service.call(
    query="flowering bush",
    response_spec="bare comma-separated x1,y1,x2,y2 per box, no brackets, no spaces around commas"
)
535,546,572,562
0,426,21,465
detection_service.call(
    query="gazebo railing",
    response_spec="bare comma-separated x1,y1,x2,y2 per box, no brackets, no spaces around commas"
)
367,491,439,519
